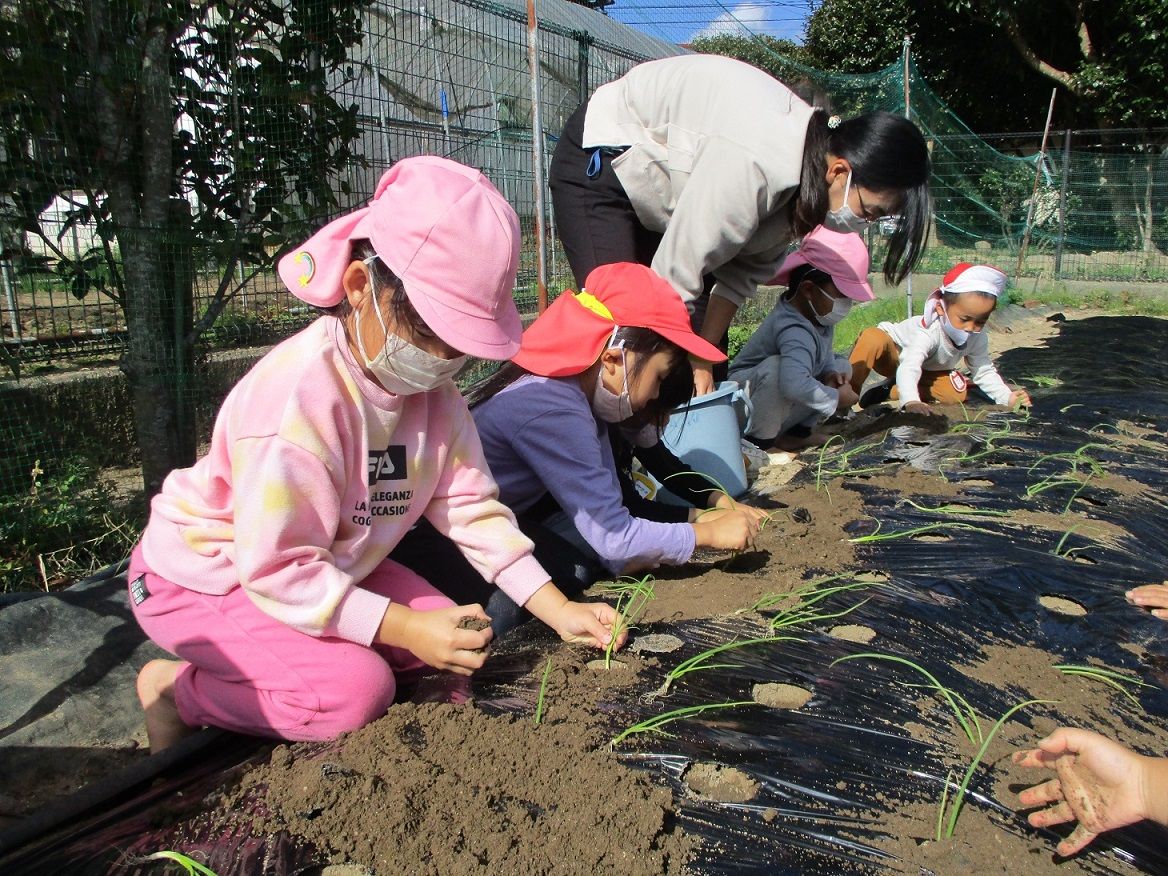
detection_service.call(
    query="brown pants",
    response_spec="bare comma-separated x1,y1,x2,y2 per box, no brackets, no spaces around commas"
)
848,327,969,404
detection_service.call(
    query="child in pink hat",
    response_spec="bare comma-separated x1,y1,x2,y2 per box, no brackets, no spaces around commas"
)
128,157,622,753
847,262,1032,413
728,226,873,451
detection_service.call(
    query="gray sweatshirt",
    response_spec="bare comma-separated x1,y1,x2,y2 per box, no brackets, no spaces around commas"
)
583,55,815,309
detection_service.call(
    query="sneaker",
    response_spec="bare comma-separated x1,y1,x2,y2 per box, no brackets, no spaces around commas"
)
860,381,892,409
740,438,770,481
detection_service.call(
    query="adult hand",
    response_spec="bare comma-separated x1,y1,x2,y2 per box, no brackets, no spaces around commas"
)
693,507,759,551
1126,583,1168,621
836,383,860,411
902,401,938,416
1014,728,1158,856
553,600,626,650
824,372,849,388
1010,388,1033,409
693,361,715,396
377,603,492,676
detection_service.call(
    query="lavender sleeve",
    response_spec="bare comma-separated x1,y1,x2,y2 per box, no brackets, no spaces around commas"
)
492,381,695,574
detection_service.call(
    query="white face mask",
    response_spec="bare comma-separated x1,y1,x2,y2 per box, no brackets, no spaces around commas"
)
937,302,974,348
811,284,853,327
354,268,466,395
592,344,634,424
825,170,870,235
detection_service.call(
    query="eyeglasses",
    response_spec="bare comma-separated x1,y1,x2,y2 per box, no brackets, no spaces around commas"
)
854,187,897,224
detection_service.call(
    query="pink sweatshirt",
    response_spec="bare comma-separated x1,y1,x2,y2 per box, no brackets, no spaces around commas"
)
140,317,550,646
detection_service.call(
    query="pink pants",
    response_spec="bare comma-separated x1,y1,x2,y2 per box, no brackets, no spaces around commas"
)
128,546,453,741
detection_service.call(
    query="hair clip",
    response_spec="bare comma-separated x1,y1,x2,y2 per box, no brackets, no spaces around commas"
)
827,115,841,129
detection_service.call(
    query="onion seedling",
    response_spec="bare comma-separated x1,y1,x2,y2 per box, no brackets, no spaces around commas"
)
650,635,802,699
533,656,553,725
137,852,219,876
831,652,982,746
848,519,994,544
939,699,1051,839
595,575,655,669
1054,664,1153,709
610,700,755,748
902,499,1009,518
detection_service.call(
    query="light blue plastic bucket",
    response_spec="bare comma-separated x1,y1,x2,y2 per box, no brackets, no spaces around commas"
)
652,381,752,505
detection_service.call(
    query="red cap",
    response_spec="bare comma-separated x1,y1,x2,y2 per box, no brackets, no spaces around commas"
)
512,263,727,377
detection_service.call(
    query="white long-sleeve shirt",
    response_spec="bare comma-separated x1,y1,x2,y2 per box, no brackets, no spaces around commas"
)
878,314,1014,406
582,55,814,310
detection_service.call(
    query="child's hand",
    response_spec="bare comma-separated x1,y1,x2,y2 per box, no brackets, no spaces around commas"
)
1126,583,1168,620
709,492,771,526
553,600,627,651
693,507,760,551
1009,388,1033,408
378,603,493,676
903,401,939,416
824,372,849,388
836,383,859,410
1014,728,1159,856
692,361,716,396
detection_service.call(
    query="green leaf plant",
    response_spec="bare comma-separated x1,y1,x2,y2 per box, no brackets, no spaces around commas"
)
595,575,656,669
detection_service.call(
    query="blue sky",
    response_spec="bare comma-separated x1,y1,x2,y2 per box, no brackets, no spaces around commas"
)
608,0,814,46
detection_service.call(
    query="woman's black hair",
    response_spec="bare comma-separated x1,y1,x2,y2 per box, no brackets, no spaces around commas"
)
797,109,932,286
318,239,436,341
464,323,685,409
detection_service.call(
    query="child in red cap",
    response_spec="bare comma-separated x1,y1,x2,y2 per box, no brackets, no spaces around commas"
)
847,263,1032,413
455,263,762,607
729,227,873,451
128,157,622,753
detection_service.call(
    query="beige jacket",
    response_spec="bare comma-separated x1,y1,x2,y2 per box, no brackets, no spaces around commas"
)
583,55,815,308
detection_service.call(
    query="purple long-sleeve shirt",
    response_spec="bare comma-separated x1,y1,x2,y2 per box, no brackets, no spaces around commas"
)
473,374,696,574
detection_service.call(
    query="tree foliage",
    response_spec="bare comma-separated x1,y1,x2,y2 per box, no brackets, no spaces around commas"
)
0,0,371,494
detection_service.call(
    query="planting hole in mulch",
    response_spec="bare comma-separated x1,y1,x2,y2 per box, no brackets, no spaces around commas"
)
586,658,630,671
683,762,759,803
912,533,951,542
959,478,995,488
752,682,813,709
1039,594,1087,616
630,633,684,654
828,623,876,643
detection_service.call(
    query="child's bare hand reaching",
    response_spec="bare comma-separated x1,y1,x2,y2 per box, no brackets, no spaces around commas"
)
1014,728,1166,856
835,382,859,411
903,401,942,417
1126,582,1168,620
1009,388,1033,408
378,603,493,676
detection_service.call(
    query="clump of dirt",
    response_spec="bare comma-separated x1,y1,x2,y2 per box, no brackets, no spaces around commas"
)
683,763,758,802
829,624,876,644
752,682,813,709
1039,594,1087,616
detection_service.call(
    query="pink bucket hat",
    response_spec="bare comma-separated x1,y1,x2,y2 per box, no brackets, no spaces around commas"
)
277,156,523,360
772,226,874,302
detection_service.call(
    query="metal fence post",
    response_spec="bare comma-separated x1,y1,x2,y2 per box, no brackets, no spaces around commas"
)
1054,128,1072,279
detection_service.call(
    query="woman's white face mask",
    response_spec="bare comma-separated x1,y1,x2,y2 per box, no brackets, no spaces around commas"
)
355,262,465,394
825,170,870,235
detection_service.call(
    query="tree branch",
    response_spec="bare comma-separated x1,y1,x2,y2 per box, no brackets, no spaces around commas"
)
1002,13,1081,93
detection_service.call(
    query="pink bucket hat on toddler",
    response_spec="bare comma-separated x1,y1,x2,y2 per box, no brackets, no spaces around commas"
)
277,156,523,360
772,226,874,302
